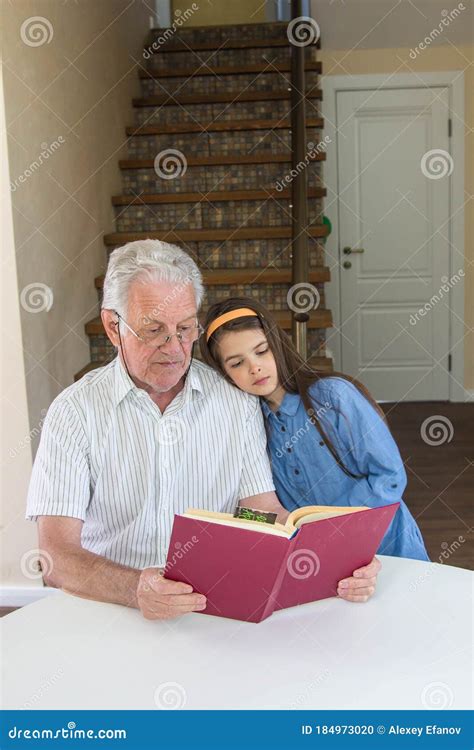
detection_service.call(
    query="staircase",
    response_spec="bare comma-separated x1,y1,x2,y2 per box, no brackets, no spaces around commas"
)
75,21,332,381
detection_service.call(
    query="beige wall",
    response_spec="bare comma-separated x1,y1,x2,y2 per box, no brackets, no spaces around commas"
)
3,0,150,457
1,69,38,589
1,0,149,587
320,44,473,390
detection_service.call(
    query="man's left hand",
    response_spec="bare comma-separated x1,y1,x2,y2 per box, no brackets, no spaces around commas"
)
337,556,381,602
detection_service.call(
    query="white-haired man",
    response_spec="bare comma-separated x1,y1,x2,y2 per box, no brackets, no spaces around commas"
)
26,240,380,620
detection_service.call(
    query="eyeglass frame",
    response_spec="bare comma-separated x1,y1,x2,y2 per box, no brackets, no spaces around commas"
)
113,310,204,348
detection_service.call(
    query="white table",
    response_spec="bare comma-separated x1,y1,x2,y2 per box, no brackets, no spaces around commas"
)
2,556,472,710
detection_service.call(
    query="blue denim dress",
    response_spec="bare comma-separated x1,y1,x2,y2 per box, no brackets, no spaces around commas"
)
261,377,430,561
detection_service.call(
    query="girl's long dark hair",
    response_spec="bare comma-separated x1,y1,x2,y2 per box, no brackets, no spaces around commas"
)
200,297,388,480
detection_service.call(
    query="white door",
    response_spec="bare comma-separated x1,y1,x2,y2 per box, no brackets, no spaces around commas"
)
336,87,452,401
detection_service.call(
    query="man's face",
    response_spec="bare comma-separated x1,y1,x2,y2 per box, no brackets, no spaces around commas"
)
107,279,198,394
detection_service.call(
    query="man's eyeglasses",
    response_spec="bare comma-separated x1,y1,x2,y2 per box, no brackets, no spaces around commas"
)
114,311,203,347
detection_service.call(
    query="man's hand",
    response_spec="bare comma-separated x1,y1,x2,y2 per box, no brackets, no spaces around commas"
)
137,568,207,620
337,556,381,603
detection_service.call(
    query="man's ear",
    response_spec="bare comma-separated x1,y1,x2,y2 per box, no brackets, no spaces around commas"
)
101,309,120,347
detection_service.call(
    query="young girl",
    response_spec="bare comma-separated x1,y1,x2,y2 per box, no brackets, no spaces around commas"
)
200,297,429,561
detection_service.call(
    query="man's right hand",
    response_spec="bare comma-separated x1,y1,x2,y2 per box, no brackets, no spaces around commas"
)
137,568,207,620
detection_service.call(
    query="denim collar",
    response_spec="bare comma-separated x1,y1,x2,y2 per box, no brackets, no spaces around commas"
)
260,391,300,419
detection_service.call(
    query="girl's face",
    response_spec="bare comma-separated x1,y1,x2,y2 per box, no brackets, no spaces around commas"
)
217,328,282,401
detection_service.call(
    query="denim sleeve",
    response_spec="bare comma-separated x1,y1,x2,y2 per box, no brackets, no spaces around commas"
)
317,379,429,560
319,379,407,504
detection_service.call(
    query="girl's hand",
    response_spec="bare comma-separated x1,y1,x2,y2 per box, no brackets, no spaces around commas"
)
337,556,382,603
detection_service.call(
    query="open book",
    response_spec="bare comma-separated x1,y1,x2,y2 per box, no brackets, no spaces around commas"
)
164,502,400,623
183,504,371,537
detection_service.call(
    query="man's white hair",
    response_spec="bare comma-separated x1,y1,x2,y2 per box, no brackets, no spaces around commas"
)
102,240,204,325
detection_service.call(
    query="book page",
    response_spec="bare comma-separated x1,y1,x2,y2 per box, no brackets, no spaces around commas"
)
183,510,292,537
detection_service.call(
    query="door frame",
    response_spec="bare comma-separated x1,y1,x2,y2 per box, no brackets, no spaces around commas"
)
321,72,465,402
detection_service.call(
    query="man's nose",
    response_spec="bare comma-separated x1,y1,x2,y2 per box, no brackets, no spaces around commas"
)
159,334,183,355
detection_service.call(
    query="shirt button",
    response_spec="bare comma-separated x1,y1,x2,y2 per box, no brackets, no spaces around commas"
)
281,426,286,432
294,469,300,475
287,447,292,453
391,484,398,488
319,441,324,446
276,411,281,417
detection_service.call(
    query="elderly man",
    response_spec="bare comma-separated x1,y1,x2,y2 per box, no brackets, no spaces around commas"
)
26,240,380,620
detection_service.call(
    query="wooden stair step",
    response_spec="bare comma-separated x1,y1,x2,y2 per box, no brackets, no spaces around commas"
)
104,225,329,246
139,61,322,79
85,309,333,336
126,117,324,137
95,266,330,290
74,361,105,381
133,90,322,107
146,36,320,54
119,152,326,169
307,356,333,373
112,188,326,206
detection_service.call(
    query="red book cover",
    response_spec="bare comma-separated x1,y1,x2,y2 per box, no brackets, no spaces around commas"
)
163,502,400,623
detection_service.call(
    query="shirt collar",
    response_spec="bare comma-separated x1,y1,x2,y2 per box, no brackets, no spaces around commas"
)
113,356,204,407
260,390,301,418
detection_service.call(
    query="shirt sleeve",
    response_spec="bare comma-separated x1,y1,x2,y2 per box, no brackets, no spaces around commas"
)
25,397,91,522
237,396,275,501
322,379,407,504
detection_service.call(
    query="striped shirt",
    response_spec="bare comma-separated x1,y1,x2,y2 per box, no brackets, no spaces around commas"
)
26,356,275,569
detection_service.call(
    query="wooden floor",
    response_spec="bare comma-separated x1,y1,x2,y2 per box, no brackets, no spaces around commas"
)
381,401,473,571
1,403,472,618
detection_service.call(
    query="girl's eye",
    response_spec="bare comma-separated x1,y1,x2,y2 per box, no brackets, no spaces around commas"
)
230,361,242,369
256,348,269,356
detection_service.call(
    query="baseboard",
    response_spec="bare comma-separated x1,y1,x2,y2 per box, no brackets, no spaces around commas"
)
0,585,62,607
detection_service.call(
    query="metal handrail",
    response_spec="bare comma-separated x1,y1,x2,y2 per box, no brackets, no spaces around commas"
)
290,0,309,358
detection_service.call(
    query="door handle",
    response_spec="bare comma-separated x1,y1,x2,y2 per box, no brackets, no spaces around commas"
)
343,246,365,255
343,261,352,269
